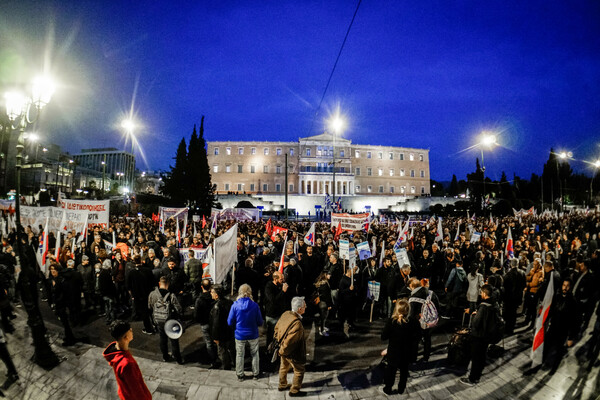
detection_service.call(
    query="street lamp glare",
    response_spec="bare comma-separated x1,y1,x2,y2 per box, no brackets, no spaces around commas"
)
121,119,135,133
31,75,55,109
4,91,27,121
329,115,345,134
479,133,497,148
28,133,39,142
594,160,600,168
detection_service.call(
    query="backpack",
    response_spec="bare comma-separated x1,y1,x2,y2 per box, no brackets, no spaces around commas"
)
153,292,173,324
483,303,505,344
409,291,439,329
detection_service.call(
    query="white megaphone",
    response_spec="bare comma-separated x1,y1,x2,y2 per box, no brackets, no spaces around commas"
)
164,319,184,340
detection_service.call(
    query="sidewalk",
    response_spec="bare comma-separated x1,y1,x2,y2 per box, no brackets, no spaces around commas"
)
2,309,598,400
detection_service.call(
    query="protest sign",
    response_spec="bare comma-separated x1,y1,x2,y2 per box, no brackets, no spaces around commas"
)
339,239,350,260
367,281,381,301
394,247,411,267
330,213,370,232
357,241,372,260
211,208,259,222
470,232,481,243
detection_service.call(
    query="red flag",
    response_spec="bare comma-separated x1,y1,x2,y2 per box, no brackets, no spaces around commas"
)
202,215,207,229
266,218,273,236
334,222,342,242
278,233,288,273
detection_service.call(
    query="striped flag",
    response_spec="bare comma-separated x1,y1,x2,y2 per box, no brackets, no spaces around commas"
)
531,276,554,367
278,233,288,273
378,240,385,268
304,223,315,246
210,215,218,235
505,227,514,259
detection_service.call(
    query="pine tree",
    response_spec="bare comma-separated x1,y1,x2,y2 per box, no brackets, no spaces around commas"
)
162,137,188,205
195,116,216,216
449,174,459,196
187,124,201,204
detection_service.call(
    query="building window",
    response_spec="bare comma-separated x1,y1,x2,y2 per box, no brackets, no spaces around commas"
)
389,152,393,160
378,168,383,176
401,186,406,194
355,167,361,176
213,165,219,173
214,148,219,155
355,185,360,193
378,152,383,159
290,148,294,156
250,165,255,173
367,185,372,193
410,169,415,177
263,165,269,173
226,147,231,155
224,183,230,191
420,170,425,178
317,146,322,156
276,148,282,156
251,147,256,155
400,169,405,176
250,183,255,191
237,165,243,173
263,184,268,191
306,148,311,156
340,150,345,157
379,185,384,193
367,167,372,176
411,186,416,194
289,184,294,192
390,186,395,193
399,153,404,160
419,154,424,162
367,151,372,159
225,165,231,173
276,183,281,192
409,153,414,161
421,186,425,194
276,165,282,174
238,147,244,155
355,150,360,158
288,164,294,173
237,183,243,191
264,148,269,155
389,169,394,176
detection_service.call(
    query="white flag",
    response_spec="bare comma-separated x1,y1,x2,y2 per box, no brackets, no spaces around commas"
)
435,217,443,242
55,230,61,260
213,224,238,284
210,216,218,235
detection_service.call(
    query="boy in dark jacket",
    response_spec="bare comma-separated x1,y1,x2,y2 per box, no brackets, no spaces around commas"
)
103,320,152,400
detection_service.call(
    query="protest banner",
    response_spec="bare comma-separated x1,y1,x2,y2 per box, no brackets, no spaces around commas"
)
21,206,89,234
357,241,372,260
470,232,481,243
58,199,109,229
211,208,259,222
330,213,370,232
270,225,288,241
179,247,207,264
339,239,350,260
394,247,411,268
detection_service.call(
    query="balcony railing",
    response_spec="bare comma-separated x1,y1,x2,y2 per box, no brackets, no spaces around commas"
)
300,166,350,173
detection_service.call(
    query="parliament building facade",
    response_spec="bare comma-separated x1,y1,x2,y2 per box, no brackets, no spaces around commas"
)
207,133,430,198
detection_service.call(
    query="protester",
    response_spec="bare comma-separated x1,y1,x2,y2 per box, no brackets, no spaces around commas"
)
209,284,235,370
274,296,307,397
227,283,263,380
103,320,152,400
148,276,183,364
194,278,217,367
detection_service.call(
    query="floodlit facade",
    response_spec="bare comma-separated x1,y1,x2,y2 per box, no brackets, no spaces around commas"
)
207,133,430,197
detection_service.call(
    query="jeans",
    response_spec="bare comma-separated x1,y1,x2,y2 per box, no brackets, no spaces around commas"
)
200,324,217,362
318,301,329,331
235,338,260,377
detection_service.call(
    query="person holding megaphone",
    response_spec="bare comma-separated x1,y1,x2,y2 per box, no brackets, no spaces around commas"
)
148,276,183,364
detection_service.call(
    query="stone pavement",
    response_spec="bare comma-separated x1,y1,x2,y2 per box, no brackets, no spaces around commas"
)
1,308,599,400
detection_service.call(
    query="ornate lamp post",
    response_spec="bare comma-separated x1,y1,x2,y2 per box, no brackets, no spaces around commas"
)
328,113,345,207
4,76,60,369
478,132,497,211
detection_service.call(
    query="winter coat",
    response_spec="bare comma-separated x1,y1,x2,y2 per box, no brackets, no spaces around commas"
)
470,300,496,340
210,298,234,342
381,317,420,365
526,268,544,294
103,342,152,400
274,311,306,363
227,297,263,340
446,266,467,294
194,291,215,325
264,280,288,318
466,272,484,303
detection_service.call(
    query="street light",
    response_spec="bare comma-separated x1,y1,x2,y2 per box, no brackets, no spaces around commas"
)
3,75,60,369
478,132,497,209
121,118,136,193
328,112,346,206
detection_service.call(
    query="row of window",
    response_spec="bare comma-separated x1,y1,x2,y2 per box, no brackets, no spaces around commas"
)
221,183,294,192
213,164,294,174
356,167,426,178
214,147,294,156
355,185,425,194
212,146,425,162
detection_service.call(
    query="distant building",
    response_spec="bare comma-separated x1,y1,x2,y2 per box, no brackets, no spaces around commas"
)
206,132,430,197
73,147,135,191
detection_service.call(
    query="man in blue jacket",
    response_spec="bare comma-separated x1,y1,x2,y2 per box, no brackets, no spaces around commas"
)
227,283,263,381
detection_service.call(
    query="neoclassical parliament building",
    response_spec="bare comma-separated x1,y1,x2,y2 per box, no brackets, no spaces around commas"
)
207,133,430,200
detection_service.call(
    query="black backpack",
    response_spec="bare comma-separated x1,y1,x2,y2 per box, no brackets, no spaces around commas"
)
483,303,505,344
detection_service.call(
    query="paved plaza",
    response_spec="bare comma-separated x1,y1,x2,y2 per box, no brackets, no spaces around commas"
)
1,301,598,400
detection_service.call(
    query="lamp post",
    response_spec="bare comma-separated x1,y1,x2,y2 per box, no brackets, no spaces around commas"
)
121,118,136,192
4,76,60,369
329,113,345,208
478,132,497,210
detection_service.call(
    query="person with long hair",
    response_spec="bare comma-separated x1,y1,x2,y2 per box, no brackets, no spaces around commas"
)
380,298,419,395
314,272,333,336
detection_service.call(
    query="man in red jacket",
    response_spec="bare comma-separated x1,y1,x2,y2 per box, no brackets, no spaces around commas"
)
103,320,152,400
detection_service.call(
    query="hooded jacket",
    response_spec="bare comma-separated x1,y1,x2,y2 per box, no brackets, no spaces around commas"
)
227,297,263,340
103,342,152,400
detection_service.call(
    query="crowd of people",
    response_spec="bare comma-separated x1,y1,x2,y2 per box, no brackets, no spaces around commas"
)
0,210,599,397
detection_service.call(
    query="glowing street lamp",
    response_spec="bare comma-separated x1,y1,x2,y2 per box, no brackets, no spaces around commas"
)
477,132,497,206
120,118,137,194
328,112,346,202
591,159,600,205
3,74,59,369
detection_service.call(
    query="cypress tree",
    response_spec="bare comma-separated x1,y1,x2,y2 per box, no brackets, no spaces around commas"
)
162,137,188,205
196,116,216,216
